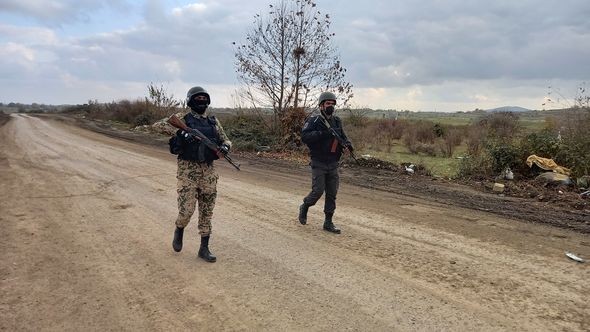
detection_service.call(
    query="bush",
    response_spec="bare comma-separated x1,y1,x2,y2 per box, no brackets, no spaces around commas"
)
465,125,485,156
440,128,463,157
372,118,405,152
520,130,560,160
555,108,590,176
133,112,152,127
457,153,494,179
222,112,277,151
486,141,521,173
343,108,370,128
415,143,438,156
457,112,523,178
477,111,521,140
280,107,307,146
402,120,438,155
413,121,437,144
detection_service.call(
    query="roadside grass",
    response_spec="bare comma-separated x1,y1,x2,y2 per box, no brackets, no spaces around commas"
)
358,141,468,178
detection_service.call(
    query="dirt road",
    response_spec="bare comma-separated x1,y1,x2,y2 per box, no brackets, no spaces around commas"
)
1,114,589,331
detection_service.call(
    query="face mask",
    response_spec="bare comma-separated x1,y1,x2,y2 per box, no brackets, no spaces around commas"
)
190,99,208,114
324,105,335,116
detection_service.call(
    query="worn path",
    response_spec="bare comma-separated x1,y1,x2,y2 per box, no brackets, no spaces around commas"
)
1,114,588,331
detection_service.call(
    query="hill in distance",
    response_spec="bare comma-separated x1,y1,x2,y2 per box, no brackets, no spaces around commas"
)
486,106,532,113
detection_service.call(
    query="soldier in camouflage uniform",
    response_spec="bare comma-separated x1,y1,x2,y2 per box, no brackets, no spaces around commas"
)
170,86,232,262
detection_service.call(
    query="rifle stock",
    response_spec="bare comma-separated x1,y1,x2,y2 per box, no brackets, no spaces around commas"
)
167,114,241,171
168,114,191,132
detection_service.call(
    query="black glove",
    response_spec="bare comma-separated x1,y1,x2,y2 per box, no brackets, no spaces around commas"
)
179,130,195,144
344,141,354,152
219,143,230,155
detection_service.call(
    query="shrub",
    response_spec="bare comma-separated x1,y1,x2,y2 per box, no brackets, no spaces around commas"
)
373,118,405,152
133,112,152,127
457,153,494,179
465,125,485,156
520,130,560,160
457,112,523,178
440,128,463,157
343,124,372,151
280,107,307,146
477,111,521,140
343,108,370,128
402,120,438,154
555,108,590,176
414,121,437,144
486,141,521,173
222,112,277,151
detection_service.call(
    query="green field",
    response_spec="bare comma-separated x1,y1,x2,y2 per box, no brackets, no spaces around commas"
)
346,108,577,178
359,142,468,179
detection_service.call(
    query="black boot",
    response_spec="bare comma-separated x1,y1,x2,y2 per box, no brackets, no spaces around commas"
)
298,203,310,225
323,212,341,234
198,235,216,262
172,226,184,252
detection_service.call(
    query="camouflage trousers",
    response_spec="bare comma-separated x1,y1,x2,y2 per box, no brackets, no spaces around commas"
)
175,159,218,236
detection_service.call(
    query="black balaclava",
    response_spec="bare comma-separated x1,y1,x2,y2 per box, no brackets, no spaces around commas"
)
190,99,208,114
323,105,335,116
189,100,208,114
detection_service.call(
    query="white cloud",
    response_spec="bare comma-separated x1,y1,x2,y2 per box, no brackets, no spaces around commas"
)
370,64,412,84
407,87,423,99
0,0,130,25
164,60,181,76
0,42,35,62
0,0,589,111
172,3,207,16
473,94,489,102
0,24,58,45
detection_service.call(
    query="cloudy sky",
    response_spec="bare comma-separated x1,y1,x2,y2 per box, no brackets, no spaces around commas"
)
1,0,589,111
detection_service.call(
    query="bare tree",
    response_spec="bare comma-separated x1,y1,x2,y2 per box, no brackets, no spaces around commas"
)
234,0,353,130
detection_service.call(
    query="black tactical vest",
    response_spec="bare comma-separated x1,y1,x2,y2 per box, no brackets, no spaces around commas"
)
178,113,221,163
303,116,346,163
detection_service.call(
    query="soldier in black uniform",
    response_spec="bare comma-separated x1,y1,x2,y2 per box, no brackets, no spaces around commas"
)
298,92,353,234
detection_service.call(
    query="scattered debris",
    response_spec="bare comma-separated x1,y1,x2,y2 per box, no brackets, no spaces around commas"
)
503,168,514,180
495,168,514,181
493,183,505,193
565,252,585,263
580,191,590,198
131,125,151,132
535,172,573,186
526,155,571,175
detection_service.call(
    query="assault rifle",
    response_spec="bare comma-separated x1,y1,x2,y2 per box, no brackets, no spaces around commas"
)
168,114,241,171
317,113,360,165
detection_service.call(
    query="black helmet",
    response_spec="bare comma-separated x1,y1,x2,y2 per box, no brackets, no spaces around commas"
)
186,86,210,105
318,91,337,106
